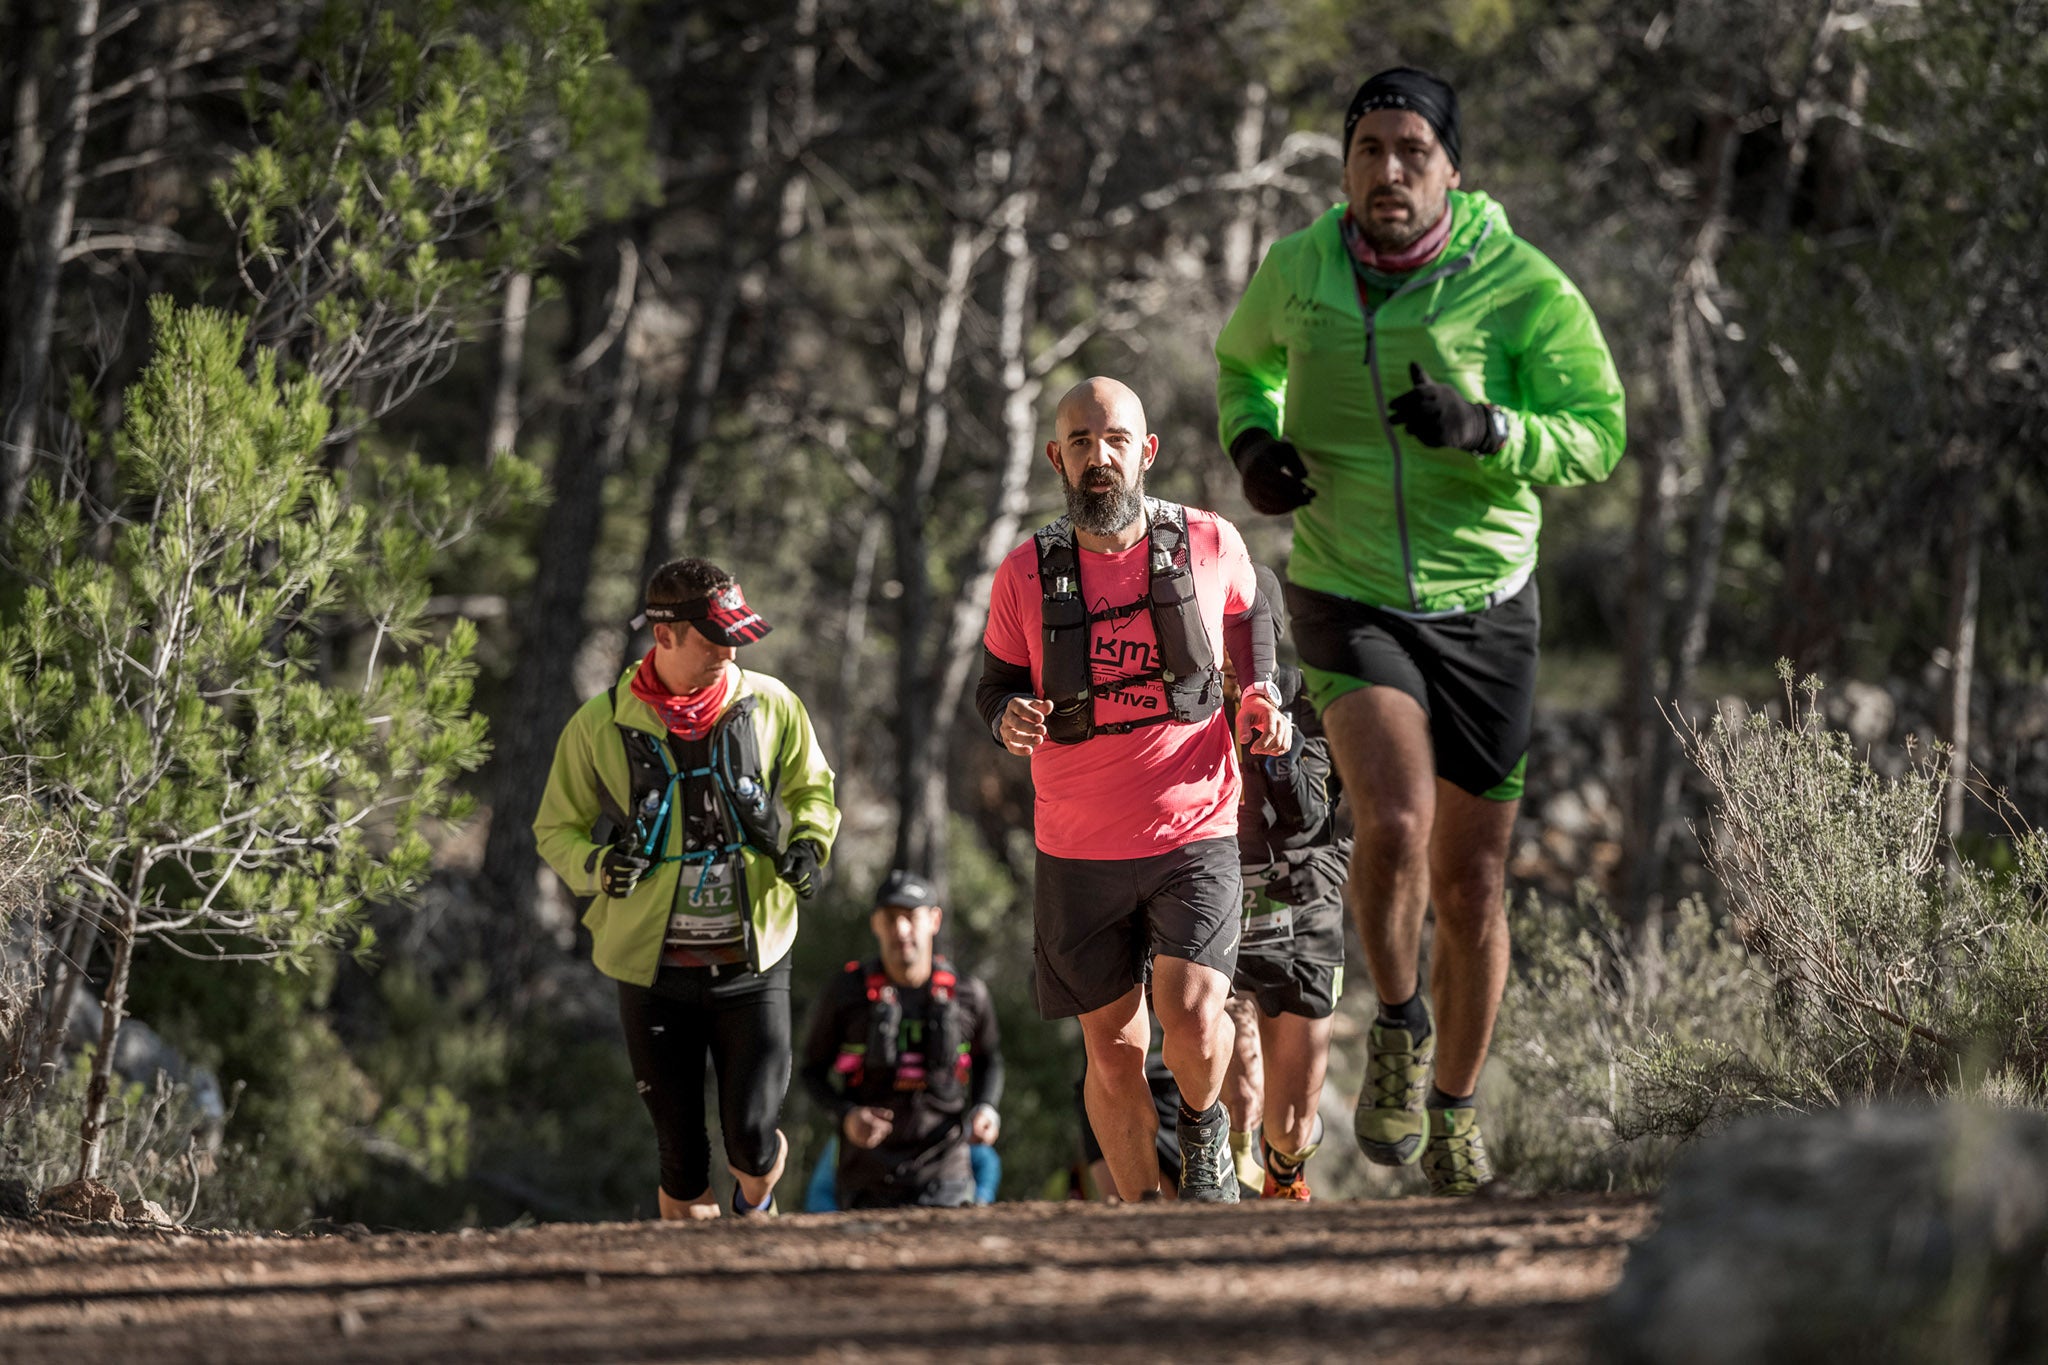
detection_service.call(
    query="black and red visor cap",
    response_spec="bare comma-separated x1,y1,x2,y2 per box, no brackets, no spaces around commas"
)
635,582,772,646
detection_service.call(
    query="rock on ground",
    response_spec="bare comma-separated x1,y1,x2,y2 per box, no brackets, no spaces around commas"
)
1595,1104,2048,1363
122,1197,173,1226
38,1178,122,1222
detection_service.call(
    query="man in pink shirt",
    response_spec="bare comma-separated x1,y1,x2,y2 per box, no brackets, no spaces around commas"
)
977,376,1289,1203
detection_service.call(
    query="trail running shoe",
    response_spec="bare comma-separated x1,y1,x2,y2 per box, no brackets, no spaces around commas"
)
1230,1130,1264,1194
1421,1105,1494,1196
1354,1001,1434,1166
1260,1114,1322,1202
1177,1103,1241,1204
1260,1166,1312,1201
730,1187,779,1217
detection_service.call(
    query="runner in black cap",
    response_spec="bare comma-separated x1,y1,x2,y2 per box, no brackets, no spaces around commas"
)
800,870,1004,1209
1217,65,1626,1194
535,556,839,1218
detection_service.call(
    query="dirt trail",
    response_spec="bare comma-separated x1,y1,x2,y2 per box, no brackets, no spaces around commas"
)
0,1194,1651,1363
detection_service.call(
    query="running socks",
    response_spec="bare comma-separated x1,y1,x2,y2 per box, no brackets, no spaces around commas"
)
1427,1086,1475,1110
1266,1114,1326,1179
1378,990,1432,1044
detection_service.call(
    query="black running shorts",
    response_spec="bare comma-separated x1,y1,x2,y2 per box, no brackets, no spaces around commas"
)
1287,579,1540,800
1033,837,1241,1019
1232,950,1343,1020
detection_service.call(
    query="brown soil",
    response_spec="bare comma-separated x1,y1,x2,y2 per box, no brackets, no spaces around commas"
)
0,1194,1651,1363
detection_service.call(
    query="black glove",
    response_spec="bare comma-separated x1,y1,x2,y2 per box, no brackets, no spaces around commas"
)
1387,362,1503,453
777,838,824,900
1230,430,1314,514
600,845,651,899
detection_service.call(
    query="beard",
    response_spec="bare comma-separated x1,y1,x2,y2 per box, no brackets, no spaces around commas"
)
1064,466,1145,537
1356,190,1445,252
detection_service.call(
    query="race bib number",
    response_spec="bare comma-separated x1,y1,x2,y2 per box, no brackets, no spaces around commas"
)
665,859,746,949
1240,867,1296,949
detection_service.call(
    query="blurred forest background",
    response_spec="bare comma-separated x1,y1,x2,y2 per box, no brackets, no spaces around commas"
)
0,0,2043,1227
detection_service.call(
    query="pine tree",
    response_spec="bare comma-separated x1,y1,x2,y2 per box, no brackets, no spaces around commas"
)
0,300,496,1178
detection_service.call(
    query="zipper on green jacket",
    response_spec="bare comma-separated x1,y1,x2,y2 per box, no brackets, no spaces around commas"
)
1358,310,1419,611
1347,219,1493,613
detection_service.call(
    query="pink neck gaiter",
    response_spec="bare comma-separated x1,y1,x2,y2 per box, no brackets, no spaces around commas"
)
1341,201,1455,274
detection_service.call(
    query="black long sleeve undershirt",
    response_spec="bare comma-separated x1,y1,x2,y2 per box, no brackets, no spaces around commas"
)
1224,582,1277,689
975,648,1033,746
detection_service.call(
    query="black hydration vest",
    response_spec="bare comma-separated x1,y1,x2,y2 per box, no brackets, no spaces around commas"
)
843,956,965,1101
603,678,781,868
1036,499,1220,744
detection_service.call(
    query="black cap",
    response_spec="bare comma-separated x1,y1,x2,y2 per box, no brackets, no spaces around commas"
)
874,869,939,910
1344,67,1461,169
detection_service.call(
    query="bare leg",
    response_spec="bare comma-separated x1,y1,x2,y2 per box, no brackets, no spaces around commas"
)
1151,955,1233,1113
1257,1010,1335,1156
1221,992,1264,1134
1320,688,1436,1009
657,1187,721,1220
730,1129,787,1210
1426,780,1517,1095
1079,985,1161,1202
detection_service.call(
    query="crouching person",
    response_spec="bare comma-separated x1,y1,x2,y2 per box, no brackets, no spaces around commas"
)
801,870,1004,1209
534,558,840,1219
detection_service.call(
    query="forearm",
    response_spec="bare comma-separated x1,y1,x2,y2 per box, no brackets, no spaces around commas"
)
975,648,1034,744
1222,587,1277,685
969,1045,1004,1112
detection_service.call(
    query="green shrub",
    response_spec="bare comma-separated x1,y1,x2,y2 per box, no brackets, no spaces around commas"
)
1684,668,2048,1104
1490,888,1792,1191
1491,668,2048,1193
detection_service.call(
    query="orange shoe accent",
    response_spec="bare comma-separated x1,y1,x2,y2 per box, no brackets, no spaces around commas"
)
1261,1169,1313,1202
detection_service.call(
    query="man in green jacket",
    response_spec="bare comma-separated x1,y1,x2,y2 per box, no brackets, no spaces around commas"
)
534,557,839,1218
1215,67,1625,1194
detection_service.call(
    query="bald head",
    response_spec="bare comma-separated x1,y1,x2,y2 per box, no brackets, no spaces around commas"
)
1046,376,1157,541
1055,376,1149,442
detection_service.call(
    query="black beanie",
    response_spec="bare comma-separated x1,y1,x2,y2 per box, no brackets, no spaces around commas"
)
1343,67,1461,169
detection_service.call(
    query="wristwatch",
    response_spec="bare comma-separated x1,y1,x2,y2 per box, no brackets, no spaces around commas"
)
1242,679,1282,707
1480,404,1511,455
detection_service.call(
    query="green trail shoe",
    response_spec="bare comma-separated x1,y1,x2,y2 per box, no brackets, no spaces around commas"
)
1421,1106,1494,1196
1177,1103,1242,1204
1354,1003,1434,1166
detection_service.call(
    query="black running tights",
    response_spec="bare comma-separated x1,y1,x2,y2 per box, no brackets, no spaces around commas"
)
616,959,791,1201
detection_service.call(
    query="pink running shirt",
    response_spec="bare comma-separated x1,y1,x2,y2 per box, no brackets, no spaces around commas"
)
983,505,1257,860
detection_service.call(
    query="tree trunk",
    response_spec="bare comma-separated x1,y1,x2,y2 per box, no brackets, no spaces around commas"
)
483,270,532,465
634,75,774,601
478,228,642,999
890,223,980,876
1,0,101,525
775,0,819,250
1941,453,1983,842
23,903,91,1102
1638,376,1750,905
1616,104,1741,932
1220,82,1267,294
832,515,881,758
923,184,1040,898
78,874,140,1181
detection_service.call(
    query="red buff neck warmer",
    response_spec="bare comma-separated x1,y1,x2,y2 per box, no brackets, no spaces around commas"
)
629,650,733,741
1341,200,1455,274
